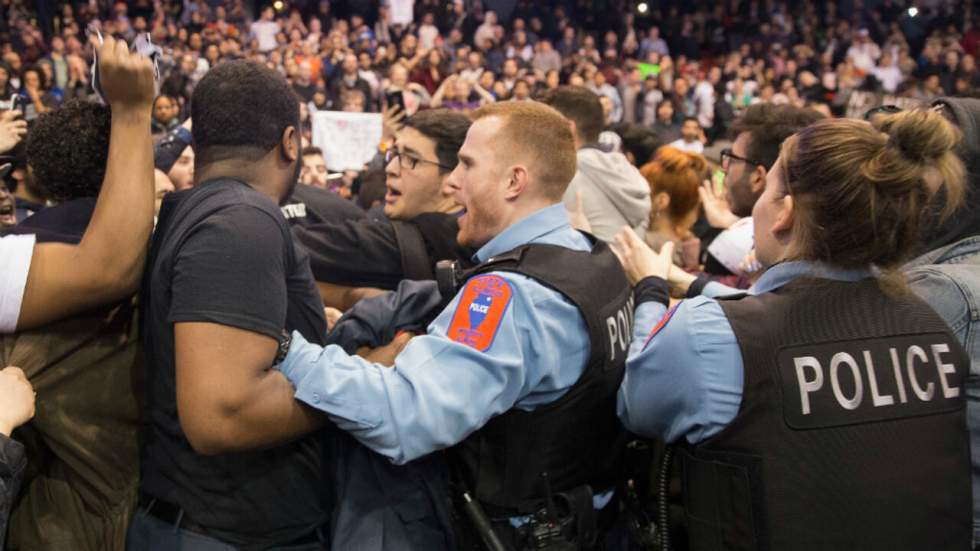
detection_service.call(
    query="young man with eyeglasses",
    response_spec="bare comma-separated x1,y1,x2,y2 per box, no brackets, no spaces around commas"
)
687,103,826,284
699,103,825,231
292,109,475,310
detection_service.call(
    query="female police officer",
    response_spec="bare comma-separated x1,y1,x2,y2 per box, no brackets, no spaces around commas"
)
613,110,973,551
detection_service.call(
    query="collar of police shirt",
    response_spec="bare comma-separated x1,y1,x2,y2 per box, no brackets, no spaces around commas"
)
748,260,876,295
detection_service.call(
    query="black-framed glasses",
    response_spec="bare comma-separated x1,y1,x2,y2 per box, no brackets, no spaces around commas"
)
385,146,452,171
720,148,763,170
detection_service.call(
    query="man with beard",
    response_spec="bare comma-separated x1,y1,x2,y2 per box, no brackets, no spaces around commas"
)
131,61,330,549
276,101,633,550
695,103,824,280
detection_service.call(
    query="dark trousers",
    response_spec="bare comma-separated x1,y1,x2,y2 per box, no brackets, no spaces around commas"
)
126,505,328,551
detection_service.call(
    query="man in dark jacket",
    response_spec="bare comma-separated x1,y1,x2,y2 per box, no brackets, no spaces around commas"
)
293,109,475,310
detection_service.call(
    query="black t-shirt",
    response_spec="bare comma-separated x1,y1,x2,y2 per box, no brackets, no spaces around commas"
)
140,178,329,547
281,183,364,229
292,211,475,289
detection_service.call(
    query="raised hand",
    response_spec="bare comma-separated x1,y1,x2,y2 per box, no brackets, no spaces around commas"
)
0,367,35,437
0,110,27,154
93,34,155,113
611,226,675,285
698,179,739,229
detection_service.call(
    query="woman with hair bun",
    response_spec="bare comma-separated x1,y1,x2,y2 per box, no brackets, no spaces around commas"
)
640,146,705,271
613,109,972,550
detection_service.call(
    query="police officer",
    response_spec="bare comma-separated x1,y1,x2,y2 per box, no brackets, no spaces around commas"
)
614,110,972,550
277,101,633,549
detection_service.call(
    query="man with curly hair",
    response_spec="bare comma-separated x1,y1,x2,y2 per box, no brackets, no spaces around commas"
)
24,99,110,207
0,98,146,551
0,34,156,550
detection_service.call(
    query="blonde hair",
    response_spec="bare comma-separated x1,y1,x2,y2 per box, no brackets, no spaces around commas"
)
780,109,964,270
471,101,577,200
640,146,706,225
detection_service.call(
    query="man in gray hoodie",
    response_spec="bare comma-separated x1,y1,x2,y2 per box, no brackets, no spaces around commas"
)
539,86,651,242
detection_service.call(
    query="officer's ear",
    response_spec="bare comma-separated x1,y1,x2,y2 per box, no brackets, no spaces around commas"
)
503,164,529,200
771,194,795,235
653,191,670,213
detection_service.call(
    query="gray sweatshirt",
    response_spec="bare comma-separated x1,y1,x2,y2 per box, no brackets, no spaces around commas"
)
562,147,651,243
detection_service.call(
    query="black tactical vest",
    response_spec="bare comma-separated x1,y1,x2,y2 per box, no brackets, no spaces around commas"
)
447,236,633,514
681,277,971,551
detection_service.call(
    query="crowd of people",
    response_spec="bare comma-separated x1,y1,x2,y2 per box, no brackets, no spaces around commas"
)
0,1,978,551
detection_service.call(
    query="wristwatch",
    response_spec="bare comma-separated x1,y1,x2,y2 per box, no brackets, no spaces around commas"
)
274,330,292,366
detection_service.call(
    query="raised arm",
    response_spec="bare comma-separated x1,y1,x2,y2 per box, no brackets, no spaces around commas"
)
18,35,155,329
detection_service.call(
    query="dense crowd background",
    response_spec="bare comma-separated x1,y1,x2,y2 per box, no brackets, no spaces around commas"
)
0,0,975,165
0,1,978,550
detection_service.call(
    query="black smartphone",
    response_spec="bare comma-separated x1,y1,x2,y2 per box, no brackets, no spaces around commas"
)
385,90,406,112
11,95,36,123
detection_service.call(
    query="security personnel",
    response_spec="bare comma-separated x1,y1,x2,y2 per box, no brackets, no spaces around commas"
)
614,111,972,550
277,101,632,549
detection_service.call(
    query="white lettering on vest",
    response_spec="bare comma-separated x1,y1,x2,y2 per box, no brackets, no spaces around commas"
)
794,356,824,415
889,347,909,404
606,296,634,363
906,345,935,402
830,352,863,410
606,317,618,362
863,350,894,407
931,344,960,399
280,203,307,219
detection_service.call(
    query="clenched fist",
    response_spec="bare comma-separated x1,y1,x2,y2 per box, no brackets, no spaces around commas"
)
93,34,155,113
0,367,35,437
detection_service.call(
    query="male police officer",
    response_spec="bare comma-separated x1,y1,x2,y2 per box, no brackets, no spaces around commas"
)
277,101,632,549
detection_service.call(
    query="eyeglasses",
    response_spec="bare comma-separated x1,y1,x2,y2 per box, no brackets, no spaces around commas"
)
385,146,452,171
720,148,763,171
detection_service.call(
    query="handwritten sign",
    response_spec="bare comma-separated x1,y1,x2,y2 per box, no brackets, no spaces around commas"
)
390,0,414,25
311,111,383,171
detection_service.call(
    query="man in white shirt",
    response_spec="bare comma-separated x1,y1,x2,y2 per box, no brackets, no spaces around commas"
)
846,29,881,74
669,117,705,154
0,35,155,333
250,7,280,53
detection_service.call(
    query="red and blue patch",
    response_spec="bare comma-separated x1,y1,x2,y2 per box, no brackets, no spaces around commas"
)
642,303,680,350
447,275,513,352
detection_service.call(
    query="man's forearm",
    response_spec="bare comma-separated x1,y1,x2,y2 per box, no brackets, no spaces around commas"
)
17,109,154,329
195,369,326,455
80,107,154,295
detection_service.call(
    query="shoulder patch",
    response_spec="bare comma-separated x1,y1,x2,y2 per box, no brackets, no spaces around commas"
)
642,302,680,350
446,274,513,351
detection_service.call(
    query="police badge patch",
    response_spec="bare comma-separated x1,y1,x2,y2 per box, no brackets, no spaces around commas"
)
447,275,513,352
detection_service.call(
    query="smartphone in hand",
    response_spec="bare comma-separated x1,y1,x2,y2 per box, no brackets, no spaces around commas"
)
385,90,406,113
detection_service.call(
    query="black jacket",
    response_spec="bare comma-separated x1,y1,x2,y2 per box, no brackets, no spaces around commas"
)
0,434,26,551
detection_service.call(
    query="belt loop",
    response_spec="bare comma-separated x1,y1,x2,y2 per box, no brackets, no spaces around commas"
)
173,509,185,533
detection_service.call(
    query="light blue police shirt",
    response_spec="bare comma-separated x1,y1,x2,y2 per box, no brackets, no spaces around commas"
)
617,260,874,445
278,203,594,465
